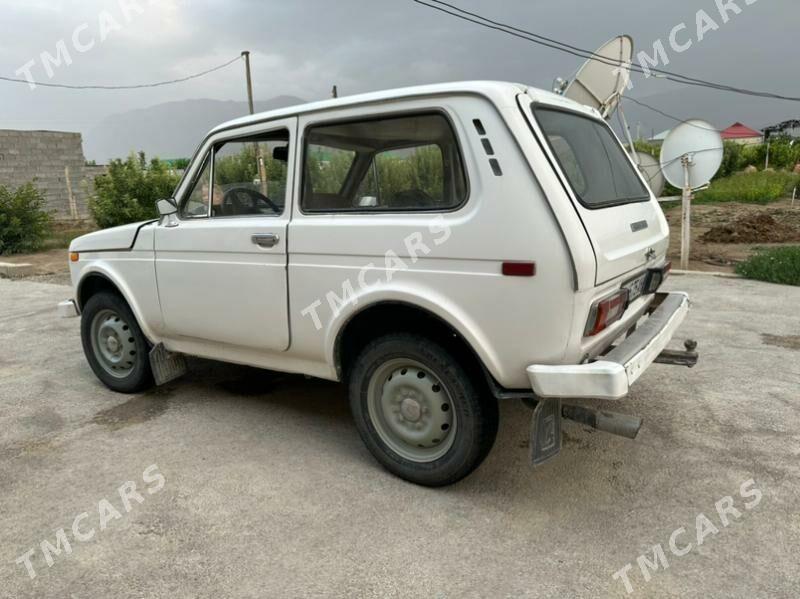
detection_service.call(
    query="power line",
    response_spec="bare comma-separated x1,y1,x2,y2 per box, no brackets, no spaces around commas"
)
622,96,723,133
412,0,793,98
0,55,242,90
423,0,770,96
410,0,800,102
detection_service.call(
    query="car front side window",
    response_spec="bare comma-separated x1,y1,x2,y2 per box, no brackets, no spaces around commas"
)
179,155,211,218
211,130,290,218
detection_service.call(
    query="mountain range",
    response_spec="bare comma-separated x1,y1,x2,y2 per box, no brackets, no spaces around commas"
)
83,95,304,163
81,85,799,163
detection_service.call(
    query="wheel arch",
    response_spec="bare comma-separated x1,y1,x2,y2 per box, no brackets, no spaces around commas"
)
75,265,159,344
333,300,499,396
77,271,122,310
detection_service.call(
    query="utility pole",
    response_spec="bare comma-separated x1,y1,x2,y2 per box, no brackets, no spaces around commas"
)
241,50,268,196
242,51,255,114
680,154,694,271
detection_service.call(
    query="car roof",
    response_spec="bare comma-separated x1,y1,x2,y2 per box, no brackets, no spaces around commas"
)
210,80,599,134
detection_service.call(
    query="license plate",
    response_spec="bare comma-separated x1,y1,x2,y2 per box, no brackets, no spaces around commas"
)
623,272,650,302
530,398,562,467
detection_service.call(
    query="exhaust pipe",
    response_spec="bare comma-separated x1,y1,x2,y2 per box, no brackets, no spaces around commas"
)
561,404,642,439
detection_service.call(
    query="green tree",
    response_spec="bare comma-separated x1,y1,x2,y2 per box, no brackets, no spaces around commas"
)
89,152,180,229
306,147,356,194
372,146,445,202
215,145,259,186
0,182,52,254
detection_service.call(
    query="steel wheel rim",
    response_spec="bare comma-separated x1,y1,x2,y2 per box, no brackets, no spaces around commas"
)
367,358,457,463
90,309,138,378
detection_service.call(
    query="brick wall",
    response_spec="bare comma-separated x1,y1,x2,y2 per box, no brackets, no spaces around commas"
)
0,130,105,221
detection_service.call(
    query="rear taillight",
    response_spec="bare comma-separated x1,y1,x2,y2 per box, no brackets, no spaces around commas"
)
585,289,630,337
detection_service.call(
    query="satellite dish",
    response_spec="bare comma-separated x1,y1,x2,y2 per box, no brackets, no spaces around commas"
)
635,151,665,197
563,35,633,119
659,120,723,189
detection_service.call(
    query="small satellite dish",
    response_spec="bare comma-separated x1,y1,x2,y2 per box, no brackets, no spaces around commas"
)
563,35,633,119
659,120,723,189
635,151,665,197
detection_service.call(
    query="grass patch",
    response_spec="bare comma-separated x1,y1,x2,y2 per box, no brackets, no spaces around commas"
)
735,246,800,286
694,171,799,205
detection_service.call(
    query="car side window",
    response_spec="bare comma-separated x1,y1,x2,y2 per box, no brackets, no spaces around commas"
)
356,144,446,209
306,144,356,196
302,113,467,212
180,155,211,218
211,130,290,217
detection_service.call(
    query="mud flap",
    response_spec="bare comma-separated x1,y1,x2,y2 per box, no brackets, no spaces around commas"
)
530,398,562,467
149,343,187,386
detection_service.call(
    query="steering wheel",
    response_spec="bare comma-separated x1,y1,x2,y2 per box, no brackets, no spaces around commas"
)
221,187,281,215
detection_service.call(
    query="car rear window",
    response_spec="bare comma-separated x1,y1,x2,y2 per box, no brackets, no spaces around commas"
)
534,106,650,208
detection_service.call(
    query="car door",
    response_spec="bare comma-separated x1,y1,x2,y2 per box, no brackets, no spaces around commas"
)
154,117,296,351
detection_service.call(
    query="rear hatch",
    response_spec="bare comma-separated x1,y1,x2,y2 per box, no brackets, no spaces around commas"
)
521,95,669,284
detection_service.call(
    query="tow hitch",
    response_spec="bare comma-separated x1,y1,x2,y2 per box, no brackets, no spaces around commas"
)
654,339,699,367
528,339,699,466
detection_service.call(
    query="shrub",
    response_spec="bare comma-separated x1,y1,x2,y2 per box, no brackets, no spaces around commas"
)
718,142,744,178
89,152,180,229
39,222,97,251
763,136,800,170
732,144,761,172
736,246,800,286
0,182,53,255
632,140,661,157
693,171,799,204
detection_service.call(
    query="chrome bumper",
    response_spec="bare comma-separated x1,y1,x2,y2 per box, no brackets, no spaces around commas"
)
527,292,691,400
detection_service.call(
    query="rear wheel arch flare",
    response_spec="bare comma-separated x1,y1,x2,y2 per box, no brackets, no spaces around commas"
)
334,301,490,392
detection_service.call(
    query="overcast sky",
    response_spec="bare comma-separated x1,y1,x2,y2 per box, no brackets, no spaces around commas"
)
1,0,797,135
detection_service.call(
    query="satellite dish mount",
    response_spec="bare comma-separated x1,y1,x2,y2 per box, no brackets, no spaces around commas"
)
659,120,724,270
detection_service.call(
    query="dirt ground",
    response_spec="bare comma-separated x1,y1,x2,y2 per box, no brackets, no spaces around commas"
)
0,249,73,285
663,198,800,272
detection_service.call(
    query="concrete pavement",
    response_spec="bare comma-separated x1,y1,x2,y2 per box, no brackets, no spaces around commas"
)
0,275,798,598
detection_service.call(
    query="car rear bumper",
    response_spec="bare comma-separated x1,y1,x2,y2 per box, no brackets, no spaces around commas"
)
58,299,80,318
526,292,690,400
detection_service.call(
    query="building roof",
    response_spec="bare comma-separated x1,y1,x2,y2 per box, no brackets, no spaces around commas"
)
721,122,762,139
763,119,800,137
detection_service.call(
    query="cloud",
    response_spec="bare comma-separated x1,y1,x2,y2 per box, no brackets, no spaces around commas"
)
0,0,794,138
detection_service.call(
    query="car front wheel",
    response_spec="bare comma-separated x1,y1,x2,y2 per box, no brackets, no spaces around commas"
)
348,333,498,487
80,291,154,394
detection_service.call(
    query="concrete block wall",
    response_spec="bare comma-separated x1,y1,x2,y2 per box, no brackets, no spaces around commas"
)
0,130,105,221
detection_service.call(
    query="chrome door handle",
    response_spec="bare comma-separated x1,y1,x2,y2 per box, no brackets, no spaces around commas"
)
252,233,280,248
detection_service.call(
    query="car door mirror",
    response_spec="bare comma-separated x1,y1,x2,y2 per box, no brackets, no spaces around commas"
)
157,198,178,216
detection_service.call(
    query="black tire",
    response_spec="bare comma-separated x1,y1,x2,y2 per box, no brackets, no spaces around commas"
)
80,291,154,394
348,333,498,487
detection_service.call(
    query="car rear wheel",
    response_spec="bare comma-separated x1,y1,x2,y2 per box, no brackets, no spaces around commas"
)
80,291,154,393
348,333,498,487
